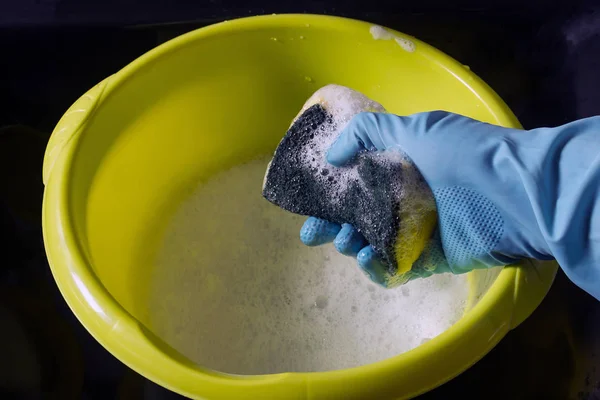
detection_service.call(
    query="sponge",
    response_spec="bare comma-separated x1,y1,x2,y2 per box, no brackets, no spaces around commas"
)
262,85,437,287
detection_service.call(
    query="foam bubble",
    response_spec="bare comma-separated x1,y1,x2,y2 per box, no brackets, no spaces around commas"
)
149,158,469,374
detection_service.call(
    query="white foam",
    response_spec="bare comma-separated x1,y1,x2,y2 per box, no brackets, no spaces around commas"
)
297,84,386,125
370,25,416,53
149,158,469,374
395,37,416,53
370,25,395,40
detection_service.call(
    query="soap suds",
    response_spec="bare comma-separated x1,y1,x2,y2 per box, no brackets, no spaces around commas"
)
370,25,416,53
149,158,468,374
370,25,395,40
395,37,416,53
290,85,387,205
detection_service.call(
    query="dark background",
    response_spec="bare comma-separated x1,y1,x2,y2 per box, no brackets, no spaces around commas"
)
2,1,600,399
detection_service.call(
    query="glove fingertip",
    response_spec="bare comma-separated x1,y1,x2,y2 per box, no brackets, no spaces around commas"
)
334,224,367,257
300,217,341,246
357,246,376,267
357,246,388,286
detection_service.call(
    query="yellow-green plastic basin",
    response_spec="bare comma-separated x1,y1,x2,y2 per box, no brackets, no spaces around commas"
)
42,14,558,400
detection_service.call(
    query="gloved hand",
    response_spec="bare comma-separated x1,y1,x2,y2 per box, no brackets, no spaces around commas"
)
300,111,600,301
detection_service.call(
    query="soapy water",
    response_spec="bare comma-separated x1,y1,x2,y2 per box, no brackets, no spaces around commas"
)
149,157,469,374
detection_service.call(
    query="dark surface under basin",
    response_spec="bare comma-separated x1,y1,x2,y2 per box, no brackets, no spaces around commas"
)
2,2,600,399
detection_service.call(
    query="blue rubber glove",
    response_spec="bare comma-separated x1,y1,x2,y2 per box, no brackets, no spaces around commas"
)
301,111,600,300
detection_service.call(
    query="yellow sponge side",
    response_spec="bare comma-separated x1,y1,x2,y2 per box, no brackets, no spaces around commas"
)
397,209,437,273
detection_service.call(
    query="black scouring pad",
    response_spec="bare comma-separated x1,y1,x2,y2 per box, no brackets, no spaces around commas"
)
262,85,437,287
